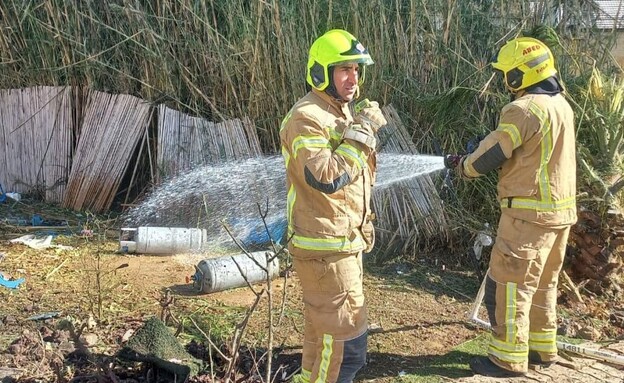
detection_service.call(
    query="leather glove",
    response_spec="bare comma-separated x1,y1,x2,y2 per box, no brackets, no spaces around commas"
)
444,154,463,169
342,123,377,150
466,135,485,154
354,99,387,133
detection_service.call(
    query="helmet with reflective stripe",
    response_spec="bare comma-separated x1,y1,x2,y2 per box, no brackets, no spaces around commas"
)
492,37,557,91
306,29,374,91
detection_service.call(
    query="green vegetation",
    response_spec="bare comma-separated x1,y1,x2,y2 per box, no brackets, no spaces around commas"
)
392,334,488,382
1,0,622,256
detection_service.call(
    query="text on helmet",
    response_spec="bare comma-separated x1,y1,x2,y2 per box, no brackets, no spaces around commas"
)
536,64,548,74
522,45,542,55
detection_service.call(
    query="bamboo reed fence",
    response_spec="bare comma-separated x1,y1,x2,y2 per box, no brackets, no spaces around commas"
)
157,105,262,181
62,91,151,212
0,86,73,203
373,105,448,261
0,1,615,152
1,1,622,234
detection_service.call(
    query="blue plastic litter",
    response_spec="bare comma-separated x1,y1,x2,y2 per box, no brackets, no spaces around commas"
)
31,214,44,226
0,183,5,203
0,273,25,289
242,217,287,247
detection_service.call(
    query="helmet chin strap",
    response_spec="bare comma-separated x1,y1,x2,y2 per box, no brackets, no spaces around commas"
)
325,84,360,104
323,66,362,103
509,88,525,101
324,66,342,101
324,84,342,101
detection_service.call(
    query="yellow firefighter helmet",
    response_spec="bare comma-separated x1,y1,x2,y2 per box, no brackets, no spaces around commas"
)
306,29,374,91
492,37,557,91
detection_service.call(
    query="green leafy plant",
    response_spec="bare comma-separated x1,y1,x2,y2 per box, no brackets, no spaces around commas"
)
573,66,624,209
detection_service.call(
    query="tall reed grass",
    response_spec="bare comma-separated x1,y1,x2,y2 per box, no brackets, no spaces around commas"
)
1,0,621,256
1,1,615,151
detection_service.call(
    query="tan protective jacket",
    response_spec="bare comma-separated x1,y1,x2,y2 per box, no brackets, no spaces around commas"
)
280,89,376,259
461,92,577,226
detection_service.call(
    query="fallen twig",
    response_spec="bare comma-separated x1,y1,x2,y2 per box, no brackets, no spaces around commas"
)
189,317,231,362
45,258,68,280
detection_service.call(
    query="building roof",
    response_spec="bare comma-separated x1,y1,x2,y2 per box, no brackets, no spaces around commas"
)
594,1,624,29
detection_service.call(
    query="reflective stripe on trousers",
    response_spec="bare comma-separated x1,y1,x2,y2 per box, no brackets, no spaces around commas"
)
293,253,367,383
485,213,571,372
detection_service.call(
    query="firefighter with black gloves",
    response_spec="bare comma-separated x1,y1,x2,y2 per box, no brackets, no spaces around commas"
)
447,37,577,378
280,29,386,383
444,135,483,170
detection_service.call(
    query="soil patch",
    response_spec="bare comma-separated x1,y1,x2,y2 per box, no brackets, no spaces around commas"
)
0,236,622,382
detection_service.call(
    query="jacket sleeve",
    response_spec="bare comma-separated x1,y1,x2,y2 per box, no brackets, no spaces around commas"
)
461,102,538,178
285,110,374,194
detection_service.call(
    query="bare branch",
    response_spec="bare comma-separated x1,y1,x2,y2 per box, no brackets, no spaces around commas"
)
224,293,263,383
257,198,280,255
221,220,268,273
230,254,262,296
189,317,232,362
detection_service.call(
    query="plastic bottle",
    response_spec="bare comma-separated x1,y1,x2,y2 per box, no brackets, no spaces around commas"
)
473,223,493,260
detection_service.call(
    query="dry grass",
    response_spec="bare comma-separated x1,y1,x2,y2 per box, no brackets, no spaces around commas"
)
0,1,615,150
1,0,623,253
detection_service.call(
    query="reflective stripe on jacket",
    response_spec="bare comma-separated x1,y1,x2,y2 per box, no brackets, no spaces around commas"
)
279,90,376,258
461,93,577,226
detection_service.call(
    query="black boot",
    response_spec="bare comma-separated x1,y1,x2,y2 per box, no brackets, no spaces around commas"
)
469,356,526,378
529,351,557,368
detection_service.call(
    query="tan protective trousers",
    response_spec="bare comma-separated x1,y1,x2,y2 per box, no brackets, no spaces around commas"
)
484,212,571,373
293,253,367,383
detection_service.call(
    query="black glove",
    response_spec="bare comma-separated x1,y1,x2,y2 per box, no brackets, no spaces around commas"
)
444,154,463,169
466,135,485,154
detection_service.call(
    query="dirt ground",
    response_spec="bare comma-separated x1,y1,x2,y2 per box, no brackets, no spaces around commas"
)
0,235,623,382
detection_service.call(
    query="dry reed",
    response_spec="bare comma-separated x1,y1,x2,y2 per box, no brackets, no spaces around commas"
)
1,0,622,258
0,86,72,203
373,105,448,261
62,90,151,212
156,105,262,181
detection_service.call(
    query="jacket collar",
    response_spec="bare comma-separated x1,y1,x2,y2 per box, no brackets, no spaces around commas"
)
515,76,563,99
525,76,563,95
311,89,353,119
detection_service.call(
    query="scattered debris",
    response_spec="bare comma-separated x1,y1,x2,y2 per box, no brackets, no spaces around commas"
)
26,312,62,321
118,317,203,379
0,273,25,289
9,234,74,250
561,270,584,304
577,325,602,341
0,367,23,381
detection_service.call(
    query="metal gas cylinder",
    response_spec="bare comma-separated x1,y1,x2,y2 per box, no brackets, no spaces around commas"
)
191,251,279,293
119,227,207,254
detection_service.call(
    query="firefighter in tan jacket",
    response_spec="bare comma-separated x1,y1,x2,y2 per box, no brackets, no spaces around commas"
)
279,29,386,383
445,37,577,377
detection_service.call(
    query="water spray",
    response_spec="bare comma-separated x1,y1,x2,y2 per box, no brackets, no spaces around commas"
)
122,153,445,253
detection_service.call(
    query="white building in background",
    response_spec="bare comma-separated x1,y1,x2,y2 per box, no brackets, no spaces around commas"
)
594,1,624,66
530,0,624,66
593,0,624,29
